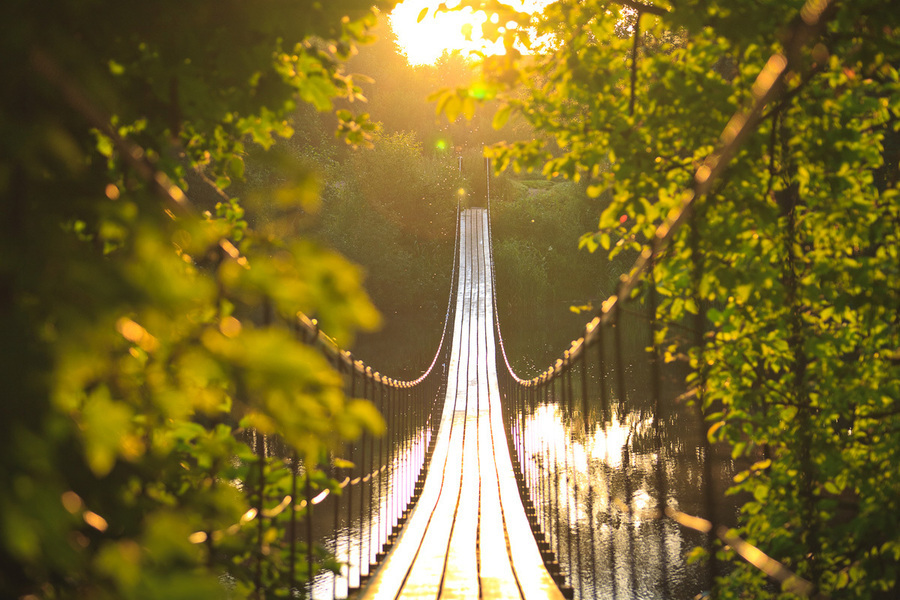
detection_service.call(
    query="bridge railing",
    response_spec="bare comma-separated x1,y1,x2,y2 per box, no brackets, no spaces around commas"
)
490,261,718,599
486,2,835,598
220,200,462,600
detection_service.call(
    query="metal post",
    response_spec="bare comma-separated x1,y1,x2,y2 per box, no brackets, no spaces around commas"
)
485,156,491,204
254,431,266,599
347,366,358,592
648,260,670,597
597,325,610,424
289,451,298,595
306,467,314,599
361,369,371,578
566,359,587,597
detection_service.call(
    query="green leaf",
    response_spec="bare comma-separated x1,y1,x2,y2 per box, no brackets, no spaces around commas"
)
333,458,354,469
707,421,725,441
752,483,769,503
81,385,135,477
599,233,610,250
444,94,462,122
226,155,244,180
95,132,114,158
493,104,512,129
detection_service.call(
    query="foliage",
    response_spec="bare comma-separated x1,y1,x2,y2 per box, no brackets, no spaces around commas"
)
0,1,395,597
315,131,461,317
345,19,534,154
438,0,900,598
490,178,619,312
235,21,532,322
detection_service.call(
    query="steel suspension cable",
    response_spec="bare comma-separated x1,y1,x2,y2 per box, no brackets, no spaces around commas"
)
470,9,837,591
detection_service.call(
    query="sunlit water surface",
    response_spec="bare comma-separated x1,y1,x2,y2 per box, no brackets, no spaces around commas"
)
300,308,738,599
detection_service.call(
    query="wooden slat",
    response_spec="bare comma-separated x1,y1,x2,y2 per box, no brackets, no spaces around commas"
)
401,411,466,598
478,403,522,598
439,210,488,599
359,212,472,599
438,412,479,599
359,209,566,600
481,209,565,599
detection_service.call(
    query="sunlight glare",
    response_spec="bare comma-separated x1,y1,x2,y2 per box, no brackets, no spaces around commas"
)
389,0,497,66
389,0,551,66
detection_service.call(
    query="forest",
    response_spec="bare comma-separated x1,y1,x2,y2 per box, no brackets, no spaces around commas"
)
1,0,898,599
231,20,624,373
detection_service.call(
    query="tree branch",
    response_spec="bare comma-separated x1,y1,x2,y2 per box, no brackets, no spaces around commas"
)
30,48,195,219
629,12,642,116
612,0,670,18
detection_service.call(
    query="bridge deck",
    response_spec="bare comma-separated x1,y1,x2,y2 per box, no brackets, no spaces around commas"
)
359,209,565,600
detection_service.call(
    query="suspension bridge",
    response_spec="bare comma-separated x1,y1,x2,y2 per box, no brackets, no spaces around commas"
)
19,1,896,597
242,182,835,599
359,208,564,600
263,201,719,600
231,7,845,598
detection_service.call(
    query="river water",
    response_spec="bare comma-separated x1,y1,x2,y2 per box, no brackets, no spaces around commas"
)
497,304,739,600
318,300,740,600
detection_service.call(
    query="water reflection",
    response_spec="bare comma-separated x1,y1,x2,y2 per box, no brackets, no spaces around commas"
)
500,306,738,599
309,426,432,599
307,305,739,599
516,399,728,599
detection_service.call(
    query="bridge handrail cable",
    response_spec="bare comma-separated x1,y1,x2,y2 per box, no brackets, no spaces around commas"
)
487,2,835,598
295,196,461,389
490,0,835,388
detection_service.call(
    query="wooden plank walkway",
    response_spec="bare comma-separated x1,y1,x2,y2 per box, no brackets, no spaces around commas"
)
359,209,566,600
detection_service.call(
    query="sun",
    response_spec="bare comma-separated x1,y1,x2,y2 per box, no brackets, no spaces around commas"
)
389,0,499,66
388,0,548,66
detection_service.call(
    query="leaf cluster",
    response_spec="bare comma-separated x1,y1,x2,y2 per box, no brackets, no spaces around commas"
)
437,0,900,597
0,1,395,597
